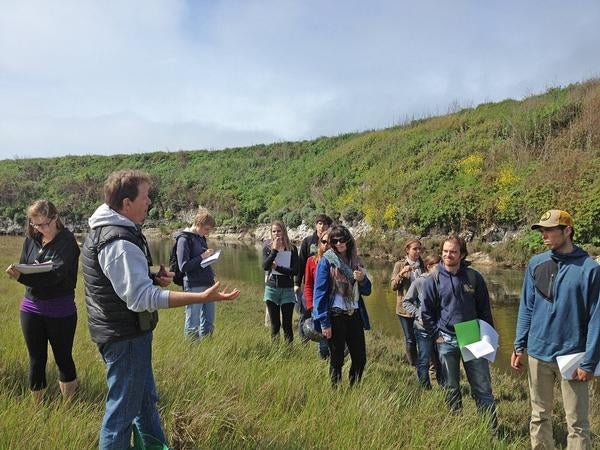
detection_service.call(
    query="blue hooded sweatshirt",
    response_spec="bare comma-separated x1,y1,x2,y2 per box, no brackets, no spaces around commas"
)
175,229,215,288
420,261,493,336
514,245,600,373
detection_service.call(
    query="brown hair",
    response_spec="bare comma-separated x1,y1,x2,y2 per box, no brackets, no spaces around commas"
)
193,208,216,228
404,238,422,254
26,200,64,238
271,220,292,251
315,213,333,226
424,255,441,268
442,234,468,259
104,169,152,212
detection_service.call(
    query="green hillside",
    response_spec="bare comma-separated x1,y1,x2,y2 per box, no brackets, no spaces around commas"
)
1,79,599,252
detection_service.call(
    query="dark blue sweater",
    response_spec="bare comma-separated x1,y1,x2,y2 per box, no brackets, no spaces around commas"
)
175,231,215,288
421,261,493,336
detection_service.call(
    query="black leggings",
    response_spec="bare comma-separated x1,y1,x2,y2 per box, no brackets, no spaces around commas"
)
266,301,294,343
20,311,77,390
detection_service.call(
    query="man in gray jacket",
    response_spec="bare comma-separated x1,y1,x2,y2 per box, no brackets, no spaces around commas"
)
83,169,239,450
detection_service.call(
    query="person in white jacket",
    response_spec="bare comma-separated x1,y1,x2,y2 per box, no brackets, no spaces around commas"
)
82,169,240,450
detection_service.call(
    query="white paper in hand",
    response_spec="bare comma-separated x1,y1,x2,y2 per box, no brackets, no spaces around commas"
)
458,320,499,363
556,352,600,380
13,261,54,274
201,249,221,268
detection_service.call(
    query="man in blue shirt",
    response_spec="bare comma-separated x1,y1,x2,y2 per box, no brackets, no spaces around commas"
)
512,210,600,449
421,234,496,423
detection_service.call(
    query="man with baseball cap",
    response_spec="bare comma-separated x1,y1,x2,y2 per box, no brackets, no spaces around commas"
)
512,209,600,449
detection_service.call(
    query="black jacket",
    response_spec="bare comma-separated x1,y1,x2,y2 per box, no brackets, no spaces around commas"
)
18,227,80,300
82,224,158,344
263,243,299,289
294,232,319,287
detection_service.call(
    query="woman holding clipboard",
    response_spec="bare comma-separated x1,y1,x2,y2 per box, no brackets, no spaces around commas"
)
5,200,80,403
262,220,299,343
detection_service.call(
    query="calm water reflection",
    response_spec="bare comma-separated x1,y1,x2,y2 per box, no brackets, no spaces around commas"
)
148,238,524,372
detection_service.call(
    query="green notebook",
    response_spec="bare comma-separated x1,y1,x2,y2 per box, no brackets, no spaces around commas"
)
454,319,481,349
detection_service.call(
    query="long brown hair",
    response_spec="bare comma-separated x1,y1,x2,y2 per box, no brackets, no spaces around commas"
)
328,225,360,268
26,200,64,239
314,230,330,264
270,220,292,251
404,238,422,255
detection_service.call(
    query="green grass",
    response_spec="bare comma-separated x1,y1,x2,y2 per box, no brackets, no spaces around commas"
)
0,236,598,449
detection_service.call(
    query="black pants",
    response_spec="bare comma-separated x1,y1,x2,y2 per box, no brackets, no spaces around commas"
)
266,301,294,343
20,311,77,390
328,312,366,385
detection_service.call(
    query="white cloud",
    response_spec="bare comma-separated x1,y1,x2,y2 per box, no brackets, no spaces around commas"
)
0,0,599,159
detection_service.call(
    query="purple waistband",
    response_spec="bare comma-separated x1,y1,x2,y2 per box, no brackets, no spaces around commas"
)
20,295,77,318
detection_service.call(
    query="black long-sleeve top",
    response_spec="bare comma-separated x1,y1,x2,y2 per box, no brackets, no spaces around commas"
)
17,227,80,300
294,232,319,287
262,244,299,289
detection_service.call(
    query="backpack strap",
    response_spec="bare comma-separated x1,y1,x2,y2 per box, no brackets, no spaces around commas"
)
465,267,478,292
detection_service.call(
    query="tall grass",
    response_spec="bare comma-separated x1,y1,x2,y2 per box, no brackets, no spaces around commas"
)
0,236,597,449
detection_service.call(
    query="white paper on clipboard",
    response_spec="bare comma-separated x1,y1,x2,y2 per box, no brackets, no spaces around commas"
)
272,251,291,275
13,261,54,274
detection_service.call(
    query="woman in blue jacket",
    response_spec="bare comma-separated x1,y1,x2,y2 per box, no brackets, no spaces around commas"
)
313,225,372,385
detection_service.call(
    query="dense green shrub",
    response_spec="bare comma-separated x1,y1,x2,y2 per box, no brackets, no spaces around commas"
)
0,79,599,252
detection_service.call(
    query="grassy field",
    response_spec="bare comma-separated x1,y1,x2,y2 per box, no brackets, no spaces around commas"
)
0,236,597,449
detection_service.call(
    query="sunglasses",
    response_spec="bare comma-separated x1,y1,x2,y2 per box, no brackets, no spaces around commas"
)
320,239,329,244
30,217,56,229
330,238,347,245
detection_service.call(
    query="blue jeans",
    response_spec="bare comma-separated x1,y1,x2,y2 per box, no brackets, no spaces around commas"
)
318,339,330,359
397,315,416,346
184,286,215,338
436,332,496,415
414,327,444,388
98,332,166,450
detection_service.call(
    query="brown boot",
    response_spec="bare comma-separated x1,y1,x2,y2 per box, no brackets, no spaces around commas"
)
59,379,78,402
31,388,45,405
406,344,418,366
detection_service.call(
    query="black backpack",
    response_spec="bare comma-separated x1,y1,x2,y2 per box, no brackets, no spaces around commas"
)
169,234,192,286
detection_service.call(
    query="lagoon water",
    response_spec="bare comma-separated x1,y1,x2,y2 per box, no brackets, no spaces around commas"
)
148,238,524,372
0,235,523,372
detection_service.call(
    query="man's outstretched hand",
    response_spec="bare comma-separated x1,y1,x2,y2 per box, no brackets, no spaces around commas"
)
204,281,240,302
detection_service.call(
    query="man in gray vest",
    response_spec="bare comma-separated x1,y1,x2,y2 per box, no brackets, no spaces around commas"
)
83,169,240,450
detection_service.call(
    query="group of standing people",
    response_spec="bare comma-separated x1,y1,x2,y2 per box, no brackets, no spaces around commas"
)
4,170,599,450
390,210,599,449
261,215,373,386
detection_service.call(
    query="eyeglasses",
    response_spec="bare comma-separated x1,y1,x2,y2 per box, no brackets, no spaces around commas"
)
30,217,55,229
330,238,347,245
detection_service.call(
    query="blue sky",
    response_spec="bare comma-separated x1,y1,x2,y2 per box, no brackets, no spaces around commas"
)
1,0,599,159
